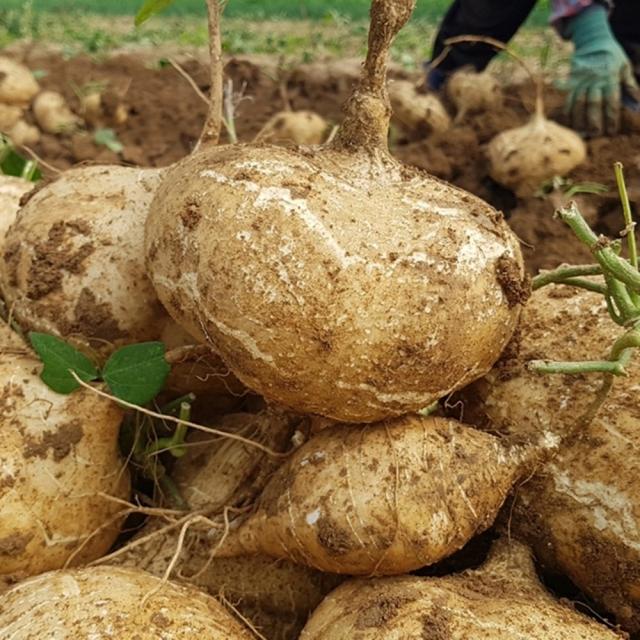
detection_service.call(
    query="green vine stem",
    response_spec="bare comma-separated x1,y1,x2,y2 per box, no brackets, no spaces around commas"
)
615,162,638,270
529,164,640,390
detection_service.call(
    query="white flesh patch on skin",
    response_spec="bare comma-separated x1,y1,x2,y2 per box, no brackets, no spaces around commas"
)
305,508,321,525
551,467,640,551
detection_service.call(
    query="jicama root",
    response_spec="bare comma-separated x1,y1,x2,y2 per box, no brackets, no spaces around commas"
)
6,119,40,147
0,175,32,254
112,411,340,640
300,538,624,639
487,105,587,196
388,79,451,137
0,566,256,639
0,322,129,590
33,90,82,135
465,284,640,633
0,165,170,351
145,0,525,423
0,103,23,131
446,67,503,121
209,415,551,575
0,57,39,106
254,111,329,146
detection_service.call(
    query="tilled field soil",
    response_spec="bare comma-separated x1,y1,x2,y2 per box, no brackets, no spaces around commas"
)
8,47,640,274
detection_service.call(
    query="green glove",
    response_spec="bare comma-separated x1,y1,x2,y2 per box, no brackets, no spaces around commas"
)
565,4,640,136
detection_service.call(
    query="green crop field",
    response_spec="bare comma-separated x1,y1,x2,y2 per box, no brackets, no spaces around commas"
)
2,0,550,24
0,0,562,68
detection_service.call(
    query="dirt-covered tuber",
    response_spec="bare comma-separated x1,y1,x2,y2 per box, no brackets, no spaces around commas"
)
211,415,542,575
300,539,624,639
145,0,525,423
0,57,39,106
255,110,329,146
0,165,170,351
0,322,129,590
388,79,451,136
465,284,640,633
0,566,256,639
33,90,82,135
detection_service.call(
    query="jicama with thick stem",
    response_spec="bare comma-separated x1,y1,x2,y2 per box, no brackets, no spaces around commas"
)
299,538,625,639
444,36,586,196
0,566,256,639
145,0,525,423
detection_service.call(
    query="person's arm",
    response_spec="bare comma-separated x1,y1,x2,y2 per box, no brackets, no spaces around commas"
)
561,2,640,135
427,0,537,89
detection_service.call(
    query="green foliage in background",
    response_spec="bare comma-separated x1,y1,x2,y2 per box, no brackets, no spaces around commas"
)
2,0,550,25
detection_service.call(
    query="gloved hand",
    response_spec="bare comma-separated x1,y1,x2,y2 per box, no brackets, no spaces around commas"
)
565,4,640,136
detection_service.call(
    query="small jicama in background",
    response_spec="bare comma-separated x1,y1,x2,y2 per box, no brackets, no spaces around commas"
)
0,0,638,638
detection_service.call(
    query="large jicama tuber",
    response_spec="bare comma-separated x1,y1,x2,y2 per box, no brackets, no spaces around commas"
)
388,79,451,137
0,566,256,639
0,322,129,591
0,57,39,106
0,165,170,351
208,415,549,575
145,0,526,423
464,284,640,633
300,538,624,639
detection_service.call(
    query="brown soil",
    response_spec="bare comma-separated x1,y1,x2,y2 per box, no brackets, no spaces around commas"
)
5,49,640,277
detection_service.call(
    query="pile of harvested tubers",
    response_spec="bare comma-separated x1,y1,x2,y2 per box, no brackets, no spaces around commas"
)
0,1,637,639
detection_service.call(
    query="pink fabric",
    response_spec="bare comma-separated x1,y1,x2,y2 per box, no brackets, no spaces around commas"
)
550,0,602,22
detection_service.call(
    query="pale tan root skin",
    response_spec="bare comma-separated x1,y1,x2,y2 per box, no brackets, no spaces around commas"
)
300,538,624,639
145,143,524,422
388,80,451,137
0,322,129,591
487,112,586,196
254,111,329,146
32,90,81,135
112,410,340,640
0,176,32,257
0,165,171,352
0,566,255,639
0,57,39,106
465,284,640,634
447,68,503,120
211,415,535,575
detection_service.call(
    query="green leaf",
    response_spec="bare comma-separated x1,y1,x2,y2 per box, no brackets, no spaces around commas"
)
94,128,123,154
29,332,99,394
103,342,170,406
135,0,176,26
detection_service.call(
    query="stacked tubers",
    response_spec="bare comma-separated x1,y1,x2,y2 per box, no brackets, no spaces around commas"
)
465,284,640,633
